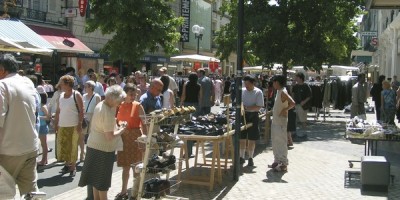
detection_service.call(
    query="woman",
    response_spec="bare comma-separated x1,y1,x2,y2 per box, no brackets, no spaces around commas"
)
268,75,295,172
114,83,147,200
81,81,101,161
107,76,117,86
381,80,396,125
138,73,149,98
54,75,84,176
98,73,108,92
37,92,49,166
78,85,127,200
160,75,175,109
180,73,200,114
213,76,223,106
125,75,136,85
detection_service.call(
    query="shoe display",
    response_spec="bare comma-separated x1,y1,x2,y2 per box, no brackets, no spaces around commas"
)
114,192,129,200
247,158,254,167
239,157,245,165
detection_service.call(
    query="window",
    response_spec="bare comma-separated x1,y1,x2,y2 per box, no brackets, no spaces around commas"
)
48,0,56,13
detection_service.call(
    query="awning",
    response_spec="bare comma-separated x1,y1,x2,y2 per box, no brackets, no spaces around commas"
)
366,0,400,9
28,25,94,54
170,54,220,62
0,19,54,55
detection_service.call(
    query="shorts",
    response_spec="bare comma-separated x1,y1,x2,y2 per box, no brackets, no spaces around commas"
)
295,104,307,123
39,125,49,135
240,112,259,140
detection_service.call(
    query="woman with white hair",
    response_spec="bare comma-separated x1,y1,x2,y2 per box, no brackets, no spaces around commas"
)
80,80,101,161
78,85,127,200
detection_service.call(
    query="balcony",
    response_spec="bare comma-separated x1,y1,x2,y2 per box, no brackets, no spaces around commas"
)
25,8,47,22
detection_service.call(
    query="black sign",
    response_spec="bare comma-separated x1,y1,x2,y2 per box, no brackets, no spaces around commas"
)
180,0,190,42
63,39,75,47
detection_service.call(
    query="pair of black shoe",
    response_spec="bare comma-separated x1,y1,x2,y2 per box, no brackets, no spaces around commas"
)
239,157,254,167
59,165,76,177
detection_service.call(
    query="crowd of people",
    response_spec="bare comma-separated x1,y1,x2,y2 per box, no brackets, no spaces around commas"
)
0,53,325,200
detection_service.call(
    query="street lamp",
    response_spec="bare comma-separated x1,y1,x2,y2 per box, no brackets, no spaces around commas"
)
192,24,204,54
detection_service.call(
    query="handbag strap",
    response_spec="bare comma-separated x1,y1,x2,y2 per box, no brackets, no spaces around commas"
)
73,91,80,114
85,94,95,113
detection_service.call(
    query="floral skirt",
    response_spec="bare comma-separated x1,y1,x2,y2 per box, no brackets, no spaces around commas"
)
56,126,79,163
117,128,143,167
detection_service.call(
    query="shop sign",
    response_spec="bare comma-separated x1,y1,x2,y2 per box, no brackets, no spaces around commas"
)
180,0,190,42
79,0,88,17
208,62,219,73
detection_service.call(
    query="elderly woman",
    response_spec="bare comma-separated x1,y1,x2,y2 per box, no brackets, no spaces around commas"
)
54,75,84,176
114,83,147,200
80,80,101,161
381,80,396,125
78,85,127,200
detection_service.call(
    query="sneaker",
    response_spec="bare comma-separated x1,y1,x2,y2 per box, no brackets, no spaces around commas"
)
268,162,278,169
239,157,245,165
114,192,129,200
247,158,254,167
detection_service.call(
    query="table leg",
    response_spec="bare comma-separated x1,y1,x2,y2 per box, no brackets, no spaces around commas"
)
194,141,200,167
209,142,217,191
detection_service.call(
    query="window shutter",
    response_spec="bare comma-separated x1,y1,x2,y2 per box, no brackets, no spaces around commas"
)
47,0,56,13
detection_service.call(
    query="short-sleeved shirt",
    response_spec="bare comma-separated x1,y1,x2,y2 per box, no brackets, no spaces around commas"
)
117,101,142,129
198,76,213,107
94,81,105,97
242,87,264,112
382,89,396,109
87,101,118,152
139,91,162,114
292,83,312,104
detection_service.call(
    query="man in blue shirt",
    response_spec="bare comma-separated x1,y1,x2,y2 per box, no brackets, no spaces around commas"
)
197,68,214,115
140,79,163,114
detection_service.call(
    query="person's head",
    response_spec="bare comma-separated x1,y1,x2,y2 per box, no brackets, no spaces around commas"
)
104,85,126,108
197,68,206,77
315,76,321,82
85,80,96,94
107,76,117,86
0,54,19,79
98,73,107,83
89,72,98,81
378,75,386,84
123,83,137,103
188,72,198,84
125,75,135,84
65,67,75,75
272,74,286,90
243,74,256,91
40,93,48,105
357,73,365,83
18,70,25,76
87,68,94,75
158,67,167,76
36,73,43,85
116,74,124,84
27,75,38,87
294,72,305,83
393,75,397,81
149,79,164,97
160,75,170,93
59,75,75,91
382,80,391,90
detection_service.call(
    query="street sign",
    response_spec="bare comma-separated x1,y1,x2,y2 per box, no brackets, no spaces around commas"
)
361,32,377,37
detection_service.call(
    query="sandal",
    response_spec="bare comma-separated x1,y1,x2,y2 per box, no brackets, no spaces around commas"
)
37,161,48,166
114,192,129,200
80,152,85,162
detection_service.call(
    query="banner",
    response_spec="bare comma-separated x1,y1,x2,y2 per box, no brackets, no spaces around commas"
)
79,0,88,17
180,0,190,42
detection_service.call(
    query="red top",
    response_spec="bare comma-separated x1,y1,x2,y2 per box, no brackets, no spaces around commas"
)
116,101,142,129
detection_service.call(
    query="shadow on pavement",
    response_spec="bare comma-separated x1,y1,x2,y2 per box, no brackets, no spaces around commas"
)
263,169,288,183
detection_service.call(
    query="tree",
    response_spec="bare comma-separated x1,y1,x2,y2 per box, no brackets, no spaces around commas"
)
216,0,364,76
86,0,183,62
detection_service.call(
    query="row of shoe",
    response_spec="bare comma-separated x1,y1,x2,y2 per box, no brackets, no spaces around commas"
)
143,178,171,198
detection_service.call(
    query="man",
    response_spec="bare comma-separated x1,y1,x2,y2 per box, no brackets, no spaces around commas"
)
116,74,126,89
197,68,215,115
351,73,368,119
240,75,264,167
65,66,84,93
292,72,312,129
140,79,163,114
81,68,94,84
370,75,385,121
392,75,400,91
0,54,40,197
159,67,178,94
88,72,105,100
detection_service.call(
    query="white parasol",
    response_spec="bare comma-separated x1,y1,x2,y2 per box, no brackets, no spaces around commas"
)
170,54,220,62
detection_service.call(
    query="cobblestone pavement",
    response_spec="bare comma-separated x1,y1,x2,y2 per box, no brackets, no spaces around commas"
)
48,109,400,200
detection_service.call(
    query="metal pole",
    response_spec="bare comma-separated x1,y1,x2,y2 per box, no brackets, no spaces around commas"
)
196,36,200,54
233,0,244,181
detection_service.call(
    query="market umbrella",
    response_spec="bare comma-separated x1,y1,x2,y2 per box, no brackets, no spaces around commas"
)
170,54,220,62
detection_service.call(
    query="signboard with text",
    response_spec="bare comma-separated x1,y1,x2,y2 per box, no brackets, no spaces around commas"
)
180,0,190,42
79,0,88,17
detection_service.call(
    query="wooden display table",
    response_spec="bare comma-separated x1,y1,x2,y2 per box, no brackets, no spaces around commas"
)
177,124,253,191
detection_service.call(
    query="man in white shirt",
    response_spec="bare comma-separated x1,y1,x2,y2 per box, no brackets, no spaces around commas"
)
89,72,105,100
0,54,40,197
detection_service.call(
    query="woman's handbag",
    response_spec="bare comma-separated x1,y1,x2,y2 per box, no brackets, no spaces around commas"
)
74,92,94,129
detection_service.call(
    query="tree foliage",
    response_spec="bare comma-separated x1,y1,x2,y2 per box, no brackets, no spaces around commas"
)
216,0,364,74
86,0,183,62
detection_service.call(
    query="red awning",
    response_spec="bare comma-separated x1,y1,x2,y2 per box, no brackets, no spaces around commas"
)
28,25,93,54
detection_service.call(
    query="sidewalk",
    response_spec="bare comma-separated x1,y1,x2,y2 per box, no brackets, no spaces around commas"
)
49,109,400,200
